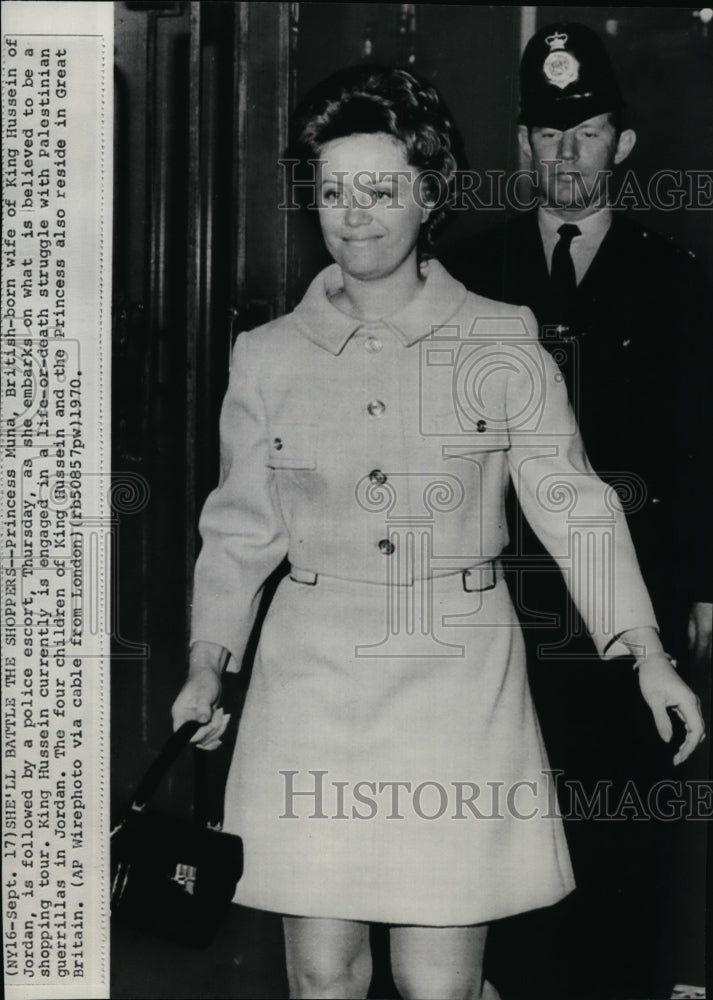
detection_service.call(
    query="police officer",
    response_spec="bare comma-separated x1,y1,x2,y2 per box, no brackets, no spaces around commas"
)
443,22,711,1000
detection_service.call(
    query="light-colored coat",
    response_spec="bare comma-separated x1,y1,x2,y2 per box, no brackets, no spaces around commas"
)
190,260,660,924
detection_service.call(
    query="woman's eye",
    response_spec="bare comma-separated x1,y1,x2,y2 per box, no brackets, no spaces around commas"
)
375,189,392,201
322,188,340,204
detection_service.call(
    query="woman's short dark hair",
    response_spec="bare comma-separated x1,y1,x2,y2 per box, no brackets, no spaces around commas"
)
288,65,461,259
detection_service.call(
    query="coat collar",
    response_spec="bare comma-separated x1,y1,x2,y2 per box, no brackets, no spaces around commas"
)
293,260,469,355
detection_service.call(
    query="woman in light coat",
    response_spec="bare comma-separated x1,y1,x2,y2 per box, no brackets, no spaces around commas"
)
172,66,704,1000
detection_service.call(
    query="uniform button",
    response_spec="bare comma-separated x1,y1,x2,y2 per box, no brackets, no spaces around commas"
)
273,437,283,450
365,336,383,353
378,538,395,555
476,420,487,432
367,400,386,416
369,469,387,485
652,497,661,505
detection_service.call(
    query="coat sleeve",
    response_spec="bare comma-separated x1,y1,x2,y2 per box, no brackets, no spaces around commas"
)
190,331,289,666
505,307,658,659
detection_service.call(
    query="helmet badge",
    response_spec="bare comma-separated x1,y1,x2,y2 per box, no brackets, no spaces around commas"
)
543,32,580,90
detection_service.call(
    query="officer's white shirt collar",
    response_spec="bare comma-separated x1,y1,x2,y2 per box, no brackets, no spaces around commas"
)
538,205,613,284
293,259,469,355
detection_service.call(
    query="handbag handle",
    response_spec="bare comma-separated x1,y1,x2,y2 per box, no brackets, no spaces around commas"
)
131,720,202,811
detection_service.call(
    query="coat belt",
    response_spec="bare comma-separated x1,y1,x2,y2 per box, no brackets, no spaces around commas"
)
288,559,503,593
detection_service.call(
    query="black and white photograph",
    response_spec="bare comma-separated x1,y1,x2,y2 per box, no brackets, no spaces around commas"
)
2,4,712,999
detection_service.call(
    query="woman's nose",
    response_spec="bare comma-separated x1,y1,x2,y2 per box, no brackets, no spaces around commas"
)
344,195,373,227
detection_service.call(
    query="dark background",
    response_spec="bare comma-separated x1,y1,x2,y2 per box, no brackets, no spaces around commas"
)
110,4,712,996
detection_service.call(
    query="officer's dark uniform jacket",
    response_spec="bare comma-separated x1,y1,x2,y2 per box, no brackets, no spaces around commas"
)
443,210,712,659
447,19,711,997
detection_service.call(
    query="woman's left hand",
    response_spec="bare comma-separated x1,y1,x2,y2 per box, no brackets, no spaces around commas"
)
636,654,706,766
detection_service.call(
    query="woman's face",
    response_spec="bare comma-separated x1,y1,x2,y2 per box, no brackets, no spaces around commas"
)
316,132,430,282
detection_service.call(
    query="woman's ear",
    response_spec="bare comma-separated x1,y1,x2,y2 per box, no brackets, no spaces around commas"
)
418,171,448,223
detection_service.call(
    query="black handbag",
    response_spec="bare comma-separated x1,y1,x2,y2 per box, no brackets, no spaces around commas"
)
110,719,243,948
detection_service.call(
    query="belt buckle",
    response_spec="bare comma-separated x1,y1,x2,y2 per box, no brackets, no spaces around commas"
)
289,567,318,586
462,562,496,593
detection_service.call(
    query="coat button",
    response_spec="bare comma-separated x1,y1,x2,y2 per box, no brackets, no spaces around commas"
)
369,469,387,485
367,400,386,416
365,336,383,353
378,538,395,555
476,420,487,432
273,437,283,450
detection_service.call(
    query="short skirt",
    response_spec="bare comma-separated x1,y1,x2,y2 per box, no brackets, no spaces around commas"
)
224,570,575,925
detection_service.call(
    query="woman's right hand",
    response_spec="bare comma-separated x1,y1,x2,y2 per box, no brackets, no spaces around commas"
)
171,642,230,750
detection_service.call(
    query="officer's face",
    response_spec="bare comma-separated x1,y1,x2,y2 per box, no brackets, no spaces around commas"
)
316,132,431,282
518,114,636,216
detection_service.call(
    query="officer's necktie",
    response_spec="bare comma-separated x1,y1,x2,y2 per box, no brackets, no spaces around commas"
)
550,223,581,306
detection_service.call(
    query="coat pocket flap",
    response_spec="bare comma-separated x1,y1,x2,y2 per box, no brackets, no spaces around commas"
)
266,423,317,469
423,406,510,450
427,413,510,452
441,438,510,458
